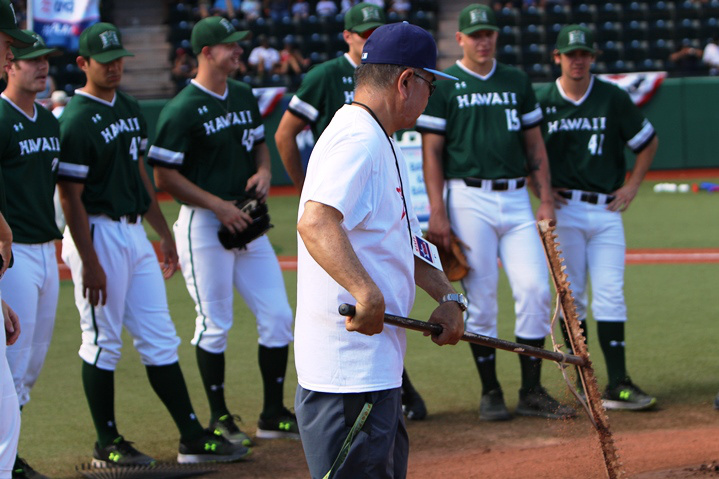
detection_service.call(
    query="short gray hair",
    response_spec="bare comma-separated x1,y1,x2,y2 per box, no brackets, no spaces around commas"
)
354,63,407,91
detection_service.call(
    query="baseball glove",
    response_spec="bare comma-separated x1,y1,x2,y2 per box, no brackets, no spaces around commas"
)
217,197,273,250
438,233,470,281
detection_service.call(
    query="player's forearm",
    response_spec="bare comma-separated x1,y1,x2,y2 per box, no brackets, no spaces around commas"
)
414,256,455,302
625,136,658,189
58,182,101,268
139,158,174,242
0,212,12,274
154,166,224,212
275,113,308,192
298,201,381,306
524,127,554,204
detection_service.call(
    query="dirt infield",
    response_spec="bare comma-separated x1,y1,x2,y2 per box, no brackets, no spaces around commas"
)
196,403,719,478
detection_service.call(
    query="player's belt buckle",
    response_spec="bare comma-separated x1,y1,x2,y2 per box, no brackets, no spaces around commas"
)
560,190,616,205
121,214,139,223
463,178,526,191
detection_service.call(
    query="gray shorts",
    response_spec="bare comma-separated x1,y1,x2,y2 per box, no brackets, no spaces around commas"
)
295,385,408,479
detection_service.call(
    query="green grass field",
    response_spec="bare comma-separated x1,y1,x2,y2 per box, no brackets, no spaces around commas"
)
16,178,719,477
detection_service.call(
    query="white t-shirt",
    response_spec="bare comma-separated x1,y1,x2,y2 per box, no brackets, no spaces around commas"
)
295,104,421,394
703,42,719,68
248,46,281,70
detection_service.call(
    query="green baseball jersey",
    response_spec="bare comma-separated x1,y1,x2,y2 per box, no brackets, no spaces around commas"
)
536,76,656,194
415,60,542,179
147,79,264,201
0,95,62,244
58,90,150,219
287,53,357,139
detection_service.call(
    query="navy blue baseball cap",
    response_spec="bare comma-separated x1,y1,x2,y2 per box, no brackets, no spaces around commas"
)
361,22,458,80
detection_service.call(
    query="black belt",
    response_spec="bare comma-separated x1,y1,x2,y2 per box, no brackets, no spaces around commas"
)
558,190,616,205
463,178,526,191
115,214,140,223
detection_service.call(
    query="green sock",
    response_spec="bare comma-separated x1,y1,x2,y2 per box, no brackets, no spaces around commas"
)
146,363,204,442
258,345,288,419
597,321,627,388
469,344,501,394
517,337,545,392
82,361,120,447
196,347,230,423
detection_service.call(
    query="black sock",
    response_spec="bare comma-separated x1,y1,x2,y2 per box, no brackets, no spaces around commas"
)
82,361,119,447
517,337,545,392
597,321,627,388
470,344,501,394
196,347,229,423
258,345,288,419
561,319,588,354
402,368,419,396
146,363,204,442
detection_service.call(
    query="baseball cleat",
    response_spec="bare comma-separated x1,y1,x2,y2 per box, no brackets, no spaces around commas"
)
92,436,156,467
402,389,428,421
479,388,512,421
602,378,657,411
177,429,251,464
516,386,578,420
12,457,49,479
210,414,254,447
714,392,719,410
256,408,300,440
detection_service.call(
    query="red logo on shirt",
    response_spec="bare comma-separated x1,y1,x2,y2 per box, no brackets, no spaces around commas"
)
397,187,406,220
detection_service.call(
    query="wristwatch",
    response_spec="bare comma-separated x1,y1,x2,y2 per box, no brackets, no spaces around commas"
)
439,293,468,311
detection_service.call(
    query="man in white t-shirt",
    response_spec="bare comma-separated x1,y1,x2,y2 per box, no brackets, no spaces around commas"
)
295,22,464,479
248,35,281,79
703,35,719,75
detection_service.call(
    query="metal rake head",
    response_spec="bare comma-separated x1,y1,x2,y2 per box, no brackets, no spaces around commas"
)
76,462,217,479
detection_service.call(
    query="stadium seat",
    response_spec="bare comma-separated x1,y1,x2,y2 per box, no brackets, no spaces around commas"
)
307,32,329,54
410,11,437,31
676,18,701,42
319,14,343,35
591,61,608,74
269,17,294,38
413,0,439,13
623,20,648,42
496,6,520,27
625,39,649,63
325,32,346,57
497,44,521,65
499,25,521,46
597,3,622,22
168,20,192,46
599,21,622,42
647,1,674,20
544,3,570,25
700,17,719,40
526,63,552,81
294,15,318,36
607,59,635,73
167,2,192,24
519,6,544,26
649,19,674,42
248,17,270,37
676,0,701,19
649,38,675,61
598,40,623,63
521,24,545,44
546,23,563,46
704,0,719,17
572,4,597,24
623,2,648,22
522,43,548,65
638,58,664,71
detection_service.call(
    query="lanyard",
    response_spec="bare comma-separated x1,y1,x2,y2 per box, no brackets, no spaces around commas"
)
350,101,413,248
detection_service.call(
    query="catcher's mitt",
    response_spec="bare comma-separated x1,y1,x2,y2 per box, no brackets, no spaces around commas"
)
438,233,470,281
217,197,273,250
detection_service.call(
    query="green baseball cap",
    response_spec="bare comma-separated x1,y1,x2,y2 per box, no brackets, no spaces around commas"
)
11,30,60,60
556,24,596,54
0,0,34,48
191,17,249,55
459,4,499,35
79,22,134,63
344,2,386,34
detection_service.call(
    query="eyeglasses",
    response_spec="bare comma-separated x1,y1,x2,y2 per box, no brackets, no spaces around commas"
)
352,28,376,39
413,71,436,97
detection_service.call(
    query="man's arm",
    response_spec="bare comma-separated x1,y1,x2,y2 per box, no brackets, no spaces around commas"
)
154,166,252,234
3,299,19,346
246,142,272,202
421,132,450,250
522,126,555,221
274,111,310,193
609,135,658,212
414,257,464,346
138,157,178,279
297,200,385,335
0,211,11,278
57,180,107,306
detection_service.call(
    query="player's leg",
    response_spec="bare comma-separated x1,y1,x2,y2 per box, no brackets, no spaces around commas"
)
232,236,298,438
499,191,575,420
123,225,250,463
587,210,656,410
0,296,21,479
447,186,508,420
62,220,153,465
174,207,252,446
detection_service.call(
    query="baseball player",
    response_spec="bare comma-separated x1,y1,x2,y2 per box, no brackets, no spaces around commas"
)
0,4,34,479
0,30,62,479
275,3,428,420
536,24,658,411
149,17,297,444
416,4,576,421
57,22,250,465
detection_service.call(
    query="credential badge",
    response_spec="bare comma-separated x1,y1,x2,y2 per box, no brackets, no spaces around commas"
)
99,30,121,49
568,30,585,46
469,9,488,25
